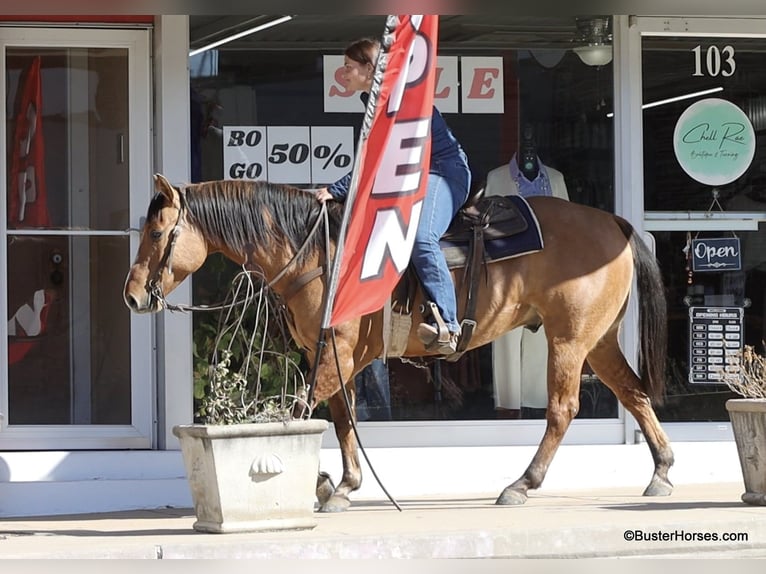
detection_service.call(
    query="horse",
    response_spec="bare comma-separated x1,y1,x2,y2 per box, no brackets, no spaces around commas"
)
124,174,674,512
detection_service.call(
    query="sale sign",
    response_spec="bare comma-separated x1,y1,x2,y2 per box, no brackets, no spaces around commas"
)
222,125,354,185
460,56,504,114
324,54,498,114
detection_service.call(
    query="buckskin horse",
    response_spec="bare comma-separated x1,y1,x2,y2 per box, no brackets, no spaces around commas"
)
123,174,674,512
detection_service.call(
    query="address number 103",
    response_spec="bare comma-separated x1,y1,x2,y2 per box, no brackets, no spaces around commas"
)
692,45,735,77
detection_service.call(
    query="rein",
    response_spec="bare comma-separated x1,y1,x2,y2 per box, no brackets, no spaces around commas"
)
150,194,330,313
264,202,329,292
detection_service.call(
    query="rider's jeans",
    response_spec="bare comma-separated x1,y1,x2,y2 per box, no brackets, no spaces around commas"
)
410,157,471,333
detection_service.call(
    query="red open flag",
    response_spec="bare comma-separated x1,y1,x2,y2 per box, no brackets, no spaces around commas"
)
327,15,438,327
9,56,50,228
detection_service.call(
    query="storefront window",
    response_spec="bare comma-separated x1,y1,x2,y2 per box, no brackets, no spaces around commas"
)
642,35,766,422
5,48,132,425
189,15,616,422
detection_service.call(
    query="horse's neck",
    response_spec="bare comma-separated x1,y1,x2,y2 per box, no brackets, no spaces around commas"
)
215,245,284,283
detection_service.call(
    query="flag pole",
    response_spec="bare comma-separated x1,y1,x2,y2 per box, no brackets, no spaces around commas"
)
319,15,399,331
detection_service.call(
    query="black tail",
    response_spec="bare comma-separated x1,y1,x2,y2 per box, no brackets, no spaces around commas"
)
615,216,667,405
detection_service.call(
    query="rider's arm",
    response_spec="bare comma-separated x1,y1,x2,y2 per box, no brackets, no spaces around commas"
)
326,172,351,201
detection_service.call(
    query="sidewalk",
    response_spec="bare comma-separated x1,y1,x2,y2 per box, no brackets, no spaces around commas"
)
1,482,765,558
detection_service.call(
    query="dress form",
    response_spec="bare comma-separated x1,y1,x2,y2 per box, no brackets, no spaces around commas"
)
485,149,569,411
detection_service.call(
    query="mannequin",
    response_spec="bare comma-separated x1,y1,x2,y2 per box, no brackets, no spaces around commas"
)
485,132,569,414
518,124,539,181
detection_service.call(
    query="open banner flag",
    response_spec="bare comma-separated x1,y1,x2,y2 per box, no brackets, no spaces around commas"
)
327,15,438,327
9,56,50,228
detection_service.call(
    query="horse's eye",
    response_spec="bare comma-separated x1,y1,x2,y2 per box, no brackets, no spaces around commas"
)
150,230,163,241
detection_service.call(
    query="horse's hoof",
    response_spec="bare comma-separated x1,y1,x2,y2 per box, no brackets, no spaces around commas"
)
642,477,673,497
316,472,336,507
318,494,351,513
495,488,528,506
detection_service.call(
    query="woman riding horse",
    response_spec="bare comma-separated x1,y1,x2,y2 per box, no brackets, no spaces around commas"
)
124,174,674,512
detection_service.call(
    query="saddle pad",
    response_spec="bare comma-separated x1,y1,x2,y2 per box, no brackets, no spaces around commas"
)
439,195,544,269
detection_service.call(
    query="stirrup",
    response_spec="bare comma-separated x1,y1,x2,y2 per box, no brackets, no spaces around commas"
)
417,302,458,354
417,324,460,355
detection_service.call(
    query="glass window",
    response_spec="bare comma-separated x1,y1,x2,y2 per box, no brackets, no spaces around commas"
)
5,48,131,425
642,36,766,422
189,15,617,422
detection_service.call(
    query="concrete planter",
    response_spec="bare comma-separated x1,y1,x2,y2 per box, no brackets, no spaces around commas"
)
725,398,766,506
173,419,329,533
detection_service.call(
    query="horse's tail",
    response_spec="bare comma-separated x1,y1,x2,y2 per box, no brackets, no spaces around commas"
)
614,215,667,405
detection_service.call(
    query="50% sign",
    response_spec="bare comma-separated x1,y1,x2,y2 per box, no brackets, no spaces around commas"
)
223,125,354,185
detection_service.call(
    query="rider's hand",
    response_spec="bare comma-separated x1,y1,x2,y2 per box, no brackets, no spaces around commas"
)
315,188,334,204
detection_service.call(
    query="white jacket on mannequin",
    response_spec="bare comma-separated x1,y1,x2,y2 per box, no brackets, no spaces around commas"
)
485,154,569,410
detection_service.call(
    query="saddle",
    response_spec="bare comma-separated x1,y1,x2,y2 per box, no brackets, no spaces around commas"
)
389,184,532,361
443,189,528,242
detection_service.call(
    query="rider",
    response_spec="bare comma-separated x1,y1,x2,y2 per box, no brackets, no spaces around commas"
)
315,37,472,355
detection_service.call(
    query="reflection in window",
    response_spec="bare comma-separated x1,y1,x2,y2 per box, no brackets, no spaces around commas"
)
643,36,766,422
5,48,132,425
189,16,617,422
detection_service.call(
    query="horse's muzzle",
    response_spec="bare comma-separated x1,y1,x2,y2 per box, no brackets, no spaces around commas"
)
124,290,162,314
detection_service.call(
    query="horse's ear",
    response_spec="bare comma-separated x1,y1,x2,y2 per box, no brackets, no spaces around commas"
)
153,173,178,206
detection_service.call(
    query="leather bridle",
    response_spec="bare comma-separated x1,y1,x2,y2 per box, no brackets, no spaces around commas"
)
147,192,186,309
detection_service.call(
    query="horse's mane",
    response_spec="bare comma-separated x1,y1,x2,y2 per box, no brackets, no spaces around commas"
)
168,180,343,263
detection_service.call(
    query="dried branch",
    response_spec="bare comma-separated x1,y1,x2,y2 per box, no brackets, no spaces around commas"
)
196,269,309,424
721,345,766,399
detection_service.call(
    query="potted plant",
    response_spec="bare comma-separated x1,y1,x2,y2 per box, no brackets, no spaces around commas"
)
173,269,329,533
723,345,766,506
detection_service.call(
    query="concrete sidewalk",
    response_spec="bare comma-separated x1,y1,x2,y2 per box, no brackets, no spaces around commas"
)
1,482,765,558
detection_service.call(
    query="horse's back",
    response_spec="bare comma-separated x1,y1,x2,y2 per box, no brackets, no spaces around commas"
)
462,196,634,349
524,196,633,281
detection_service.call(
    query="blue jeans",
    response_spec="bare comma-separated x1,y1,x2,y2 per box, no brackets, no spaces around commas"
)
411,159,471,333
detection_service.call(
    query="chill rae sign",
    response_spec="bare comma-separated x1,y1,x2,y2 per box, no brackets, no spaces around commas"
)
673,98,755,186
323,54,504,114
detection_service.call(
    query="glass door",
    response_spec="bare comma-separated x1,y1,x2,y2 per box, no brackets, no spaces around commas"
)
0,28,152,448
635,17,766,437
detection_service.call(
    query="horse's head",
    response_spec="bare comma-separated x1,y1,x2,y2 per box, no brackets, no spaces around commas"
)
123,174,208,313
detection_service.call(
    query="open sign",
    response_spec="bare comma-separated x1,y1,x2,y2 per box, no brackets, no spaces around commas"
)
691,237,741,272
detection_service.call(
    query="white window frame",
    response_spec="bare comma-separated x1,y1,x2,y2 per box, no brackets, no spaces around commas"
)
0,27,153,449
619,15,766,444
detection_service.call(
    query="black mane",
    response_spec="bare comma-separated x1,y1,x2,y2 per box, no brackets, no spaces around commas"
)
170,180,343,263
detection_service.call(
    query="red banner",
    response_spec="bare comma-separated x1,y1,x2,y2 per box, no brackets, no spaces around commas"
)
9,56,50,228
329,15,438,327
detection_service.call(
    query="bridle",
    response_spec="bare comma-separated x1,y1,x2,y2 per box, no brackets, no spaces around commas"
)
146,189,330,313
147,191,186,309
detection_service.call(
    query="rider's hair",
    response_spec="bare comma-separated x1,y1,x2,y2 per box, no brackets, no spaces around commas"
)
344,38,380,67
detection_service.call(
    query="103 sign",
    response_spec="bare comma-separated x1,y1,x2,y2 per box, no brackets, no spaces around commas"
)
692,45,736,77
223,125,354,185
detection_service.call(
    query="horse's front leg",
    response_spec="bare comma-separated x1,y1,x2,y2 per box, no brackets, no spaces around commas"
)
318,387,362,512
496,343,585,505
308,333,363,513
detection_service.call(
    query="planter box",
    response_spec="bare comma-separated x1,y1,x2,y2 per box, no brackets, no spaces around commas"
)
725,398,766,506
173,419,329,533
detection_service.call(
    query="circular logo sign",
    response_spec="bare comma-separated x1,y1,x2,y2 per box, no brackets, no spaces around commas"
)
673,98,755,186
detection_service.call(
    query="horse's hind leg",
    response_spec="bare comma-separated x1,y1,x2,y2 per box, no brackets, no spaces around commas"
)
586,333,674,497
496,342,586,505
318,389,363,512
